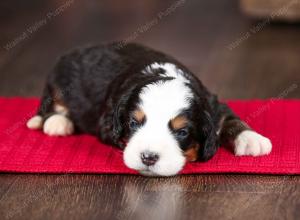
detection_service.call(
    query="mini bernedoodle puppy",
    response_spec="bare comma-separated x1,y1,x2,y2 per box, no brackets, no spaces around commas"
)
27,42,272,176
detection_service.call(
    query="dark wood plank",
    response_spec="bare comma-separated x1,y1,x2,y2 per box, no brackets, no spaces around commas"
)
0,174,295,220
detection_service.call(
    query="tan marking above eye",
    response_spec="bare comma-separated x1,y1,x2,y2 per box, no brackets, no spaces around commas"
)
184,143,200,162
133,109,145,123
170,115,188,130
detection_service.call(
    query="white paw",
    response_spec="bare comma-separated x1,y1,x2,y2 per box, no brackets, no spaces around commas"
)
43,114,74,136
234,130,272,156
27,115,43,130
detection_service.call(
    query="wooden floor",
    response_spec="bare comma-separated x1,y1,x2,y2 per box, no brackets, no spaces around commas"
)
0,1,300,219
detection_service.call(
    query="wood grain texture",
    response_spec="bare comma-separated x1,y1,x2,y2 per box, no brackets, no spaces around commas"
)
0,174,295,220
0,0,300,220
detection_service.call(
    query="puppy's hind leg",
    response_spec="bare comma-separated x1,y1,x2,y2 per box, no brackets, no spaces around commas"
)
43,114,74,136
27,84,74,136
27,85,53,130
27,115,43,130
42,86,74,136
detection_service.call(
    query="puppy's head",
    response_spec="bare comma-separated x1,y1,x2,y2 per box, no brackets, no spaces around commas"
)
99,63,218,176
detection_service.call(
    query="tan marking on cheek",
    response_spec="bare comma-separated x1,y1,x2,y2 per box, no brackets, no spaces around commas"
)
133,109,145,123
171,115,188,130
184,143,200,162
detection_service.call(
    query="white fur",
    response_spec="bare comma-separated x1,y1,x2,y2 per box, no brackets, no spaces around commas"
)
54,104,68,116
43,114,74,136
234,130,272,156
124,63,192,176
27,115,43,130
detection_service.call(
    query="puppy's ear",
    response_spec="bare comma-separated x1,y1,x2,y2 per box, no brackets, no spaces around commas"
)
198,111,218,161
98,97,126,149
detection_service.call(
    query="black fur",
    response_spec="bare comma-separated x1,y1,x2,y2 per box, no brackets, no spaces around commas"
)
36,42,250,161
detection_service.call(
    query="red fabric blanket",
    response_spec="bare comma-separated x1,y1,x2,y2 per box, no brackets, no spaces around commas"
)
0,98,299,175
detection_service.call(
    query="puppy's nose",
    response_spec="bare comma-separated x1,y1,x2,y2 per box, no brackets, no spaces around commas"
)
141,151,159,166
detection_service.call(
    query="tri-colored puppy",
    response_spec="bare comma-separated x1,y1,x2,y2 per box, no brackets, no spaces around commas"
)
27,42,272,176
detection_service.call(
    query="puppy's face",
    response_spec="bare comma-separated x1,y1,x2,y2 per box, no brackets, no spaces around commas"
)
123,80,192,176
121,64,218,176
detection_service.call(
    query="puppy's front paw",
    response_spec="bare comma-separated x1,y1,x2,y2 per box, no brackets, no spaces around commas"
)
234,131,272,156
43,114,74,136
27,115,43,130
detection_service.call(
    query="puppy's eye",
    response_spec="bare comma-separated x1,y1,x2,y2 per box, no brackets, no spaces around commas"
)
176,128,189,138
129,118,140,130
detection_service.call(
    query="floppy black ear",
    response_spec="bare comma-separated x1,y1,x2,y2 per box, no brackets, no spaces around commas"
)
197,111,219,161
98,97,126,149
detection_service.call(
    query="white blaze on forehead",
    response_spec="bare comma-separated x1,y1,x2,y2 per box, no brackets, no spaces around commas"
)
140,63,193,123
139,80,192,123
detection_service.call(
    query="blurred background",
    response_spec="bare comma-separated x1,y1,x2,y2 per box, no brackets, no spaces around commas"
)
1,0,299,99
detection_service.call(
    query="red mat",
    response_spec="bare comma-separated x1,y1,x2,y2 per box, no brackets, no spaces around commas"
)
0,98,299,175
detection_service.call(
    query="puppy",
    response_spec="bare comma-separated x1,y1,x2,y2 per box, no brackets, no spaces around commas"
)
27,42,272,176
